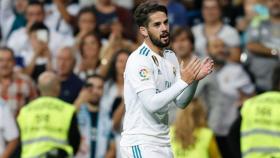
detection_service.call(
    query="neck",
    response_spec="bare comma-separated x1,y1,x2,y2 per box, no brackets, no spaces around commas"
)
59,73,72,81
83,58,98,70
40,93,58,97
205,20,222,27
144,40,164,56
87,103,99,112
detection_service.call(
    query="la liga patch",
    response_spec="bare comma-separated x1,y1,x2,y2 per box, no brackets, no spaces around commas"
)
139,68,150,81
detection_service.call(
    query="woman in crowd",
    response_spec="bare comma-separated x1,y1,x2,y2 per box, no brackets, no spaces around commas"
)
74,7,97,48
101,49,129,158
170,99,221,158
75,32,101,80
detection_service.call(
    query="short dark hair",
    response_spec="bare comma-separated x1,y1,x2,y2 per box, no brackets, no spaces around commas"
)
29,22,49,33
86,74,105,82
27,0,44,10
202,0,222,11
134,1,168,27
171,26,195,45
0,46,15,59
75,7,96,35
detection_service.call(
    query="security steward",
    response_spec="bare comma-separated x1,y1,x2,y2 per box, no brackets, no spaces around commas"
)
17,71,80,158
240,66,280,158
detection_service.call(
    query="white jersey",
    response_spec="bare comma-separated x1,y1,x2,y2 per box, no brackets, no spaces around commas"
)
120,42,181,147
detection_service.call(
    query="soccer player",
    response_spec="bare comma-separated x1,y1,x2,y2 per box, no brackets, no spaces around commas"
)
120,2,214,158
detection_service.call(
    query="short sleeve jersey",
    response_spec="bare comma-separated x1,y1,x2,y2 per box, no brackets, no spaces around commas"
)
120,42,180,147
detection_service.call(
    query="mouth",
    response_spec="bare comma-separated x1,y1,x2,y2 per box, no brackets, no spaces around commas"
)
160,33,169,41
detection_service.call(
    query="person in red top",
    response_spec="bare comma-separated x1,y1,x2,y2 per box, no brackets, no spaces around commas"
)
0,47,37,116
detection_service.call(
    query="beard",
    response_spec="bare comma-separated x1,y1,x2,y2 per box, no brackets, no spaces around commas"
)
148,30,170,48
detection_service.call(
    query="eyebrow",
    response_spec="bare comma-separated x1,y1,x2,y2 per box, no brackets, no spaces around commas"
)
152,18,168,25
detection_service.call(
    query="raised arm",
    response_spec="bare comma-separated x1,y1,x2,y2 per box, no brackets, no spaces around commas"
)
135,57,202,113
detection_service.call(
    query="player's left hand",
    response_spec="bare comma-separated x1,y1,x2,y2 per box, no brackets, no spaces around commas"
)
195,57,214,80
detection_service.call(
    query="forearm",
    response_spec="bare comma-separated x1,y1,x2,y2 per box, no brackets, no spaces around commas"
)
138,79,188,113
55,2,74,25
98,45,117,77
247,42,273,56
112,103,125,132
1,138,18,158
175,80,198,109
23,56,37,75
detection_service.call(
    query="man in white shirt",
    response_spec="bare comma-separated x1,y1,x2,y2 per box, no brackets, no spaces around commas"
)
120,2,214,158
0,99,19,157
192,0,240,62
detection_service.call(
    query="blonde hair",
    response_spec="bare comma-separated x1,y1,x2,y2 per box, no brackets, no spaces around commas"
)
174,98,207,149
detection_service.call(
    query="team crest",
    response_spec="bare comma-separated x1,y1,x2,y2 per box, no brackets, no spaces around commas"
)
151,55,159,66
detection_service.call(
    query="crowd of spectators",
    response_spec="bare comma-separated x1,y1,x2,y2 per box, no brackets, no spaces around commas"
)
0,0,279,158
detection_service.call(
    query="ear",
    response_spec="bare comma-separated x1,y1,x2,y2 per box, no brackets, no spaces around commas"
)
139,26,148,37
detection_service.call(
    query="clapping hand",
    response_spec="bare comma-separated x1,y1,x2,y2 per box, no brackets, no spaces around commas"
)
195,57,214,80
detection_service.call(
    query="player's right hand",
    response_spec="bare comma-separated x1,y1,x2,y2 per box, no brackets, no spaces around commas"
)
180,56,201,84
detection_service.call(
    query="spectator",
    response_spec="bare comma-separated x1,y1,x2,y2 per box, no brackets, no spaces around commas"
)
171,27,195,64
45,0,80,36
17,71,80,158
192,0,241,62
240,65,280,158
102,49,129,119
74,7,97,48
159,0,188,28
75,74,110,158
196,37,255,158
98,20,137,77
75,32,101,80
246,0,280,93
0,0,27,44
99,49,129,158
22,22,52,82
170,26,197,123
7,1,74,61
56,46,83,103
0,99,19,158
170,99,221,158
91,0,135,40
0,47,37,116
235,0,269,48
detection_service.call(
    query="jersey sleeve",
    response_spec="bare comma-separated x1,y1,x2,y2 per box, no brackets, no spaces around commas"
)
125,55,156,93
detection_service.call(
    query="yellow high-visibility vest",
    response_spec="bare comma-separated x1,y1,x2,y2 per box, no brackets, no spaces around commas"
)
17,97,76,158
241,91,280,158
170,127,213,158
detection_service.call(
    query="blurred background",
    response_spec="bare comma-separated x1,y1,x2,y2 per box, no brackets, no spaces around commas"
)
0,0,279,158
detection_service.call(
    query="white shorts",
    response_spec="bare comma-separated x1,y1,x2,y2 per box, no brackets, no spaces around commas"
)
120,144,174,158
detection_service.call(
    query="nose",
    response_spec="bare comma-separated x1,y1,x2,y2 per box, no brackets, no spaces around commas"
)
160,23,168,32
